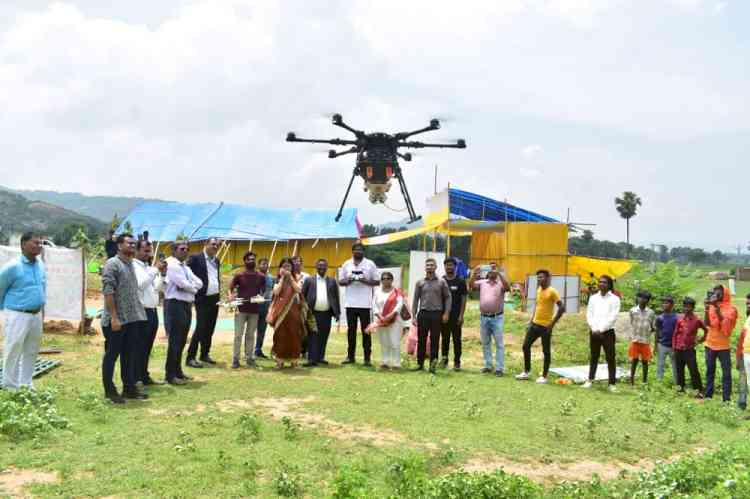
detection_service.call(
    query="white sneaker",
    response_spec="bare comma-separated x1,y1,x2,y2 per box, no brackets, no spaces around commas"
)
535,376,547,384
608,385,618,393
515,372,530,380
582,381,592,389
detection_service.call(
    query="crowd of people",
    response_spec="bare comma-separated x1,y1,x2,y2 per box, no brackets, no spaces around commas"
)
1,232,749,410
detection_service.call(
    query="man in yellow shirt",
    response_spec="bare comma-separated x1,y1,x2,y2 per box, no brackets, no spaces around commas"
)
516,269,565,384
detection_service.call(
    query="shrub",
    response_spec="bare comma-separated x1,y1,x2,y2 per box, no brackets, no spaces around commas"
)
331,464,370,499
0,387,69,440
274,461,303,497
237,413,262,444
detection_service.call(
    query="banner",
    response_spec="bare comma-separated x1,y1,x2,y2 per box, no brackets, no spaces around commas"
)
0,245,84,322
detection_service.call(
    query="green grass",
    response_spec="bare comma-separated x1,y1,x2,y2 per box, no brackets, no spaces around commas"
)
7,265,749,497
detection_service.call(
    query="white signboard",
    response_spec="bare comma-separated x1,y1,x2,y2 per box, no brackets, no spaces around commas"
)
0,245,84,322
524,274,580,314
408,251,446,307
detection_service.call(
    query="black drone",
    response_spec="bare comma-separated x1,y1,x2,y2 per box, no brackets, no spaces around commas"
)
286,114,466,223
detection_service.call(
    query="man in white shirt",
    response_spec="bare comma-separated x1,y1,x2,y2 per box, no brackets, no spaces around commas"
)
132,240,166,386
583,274,621,391
338,242,379,366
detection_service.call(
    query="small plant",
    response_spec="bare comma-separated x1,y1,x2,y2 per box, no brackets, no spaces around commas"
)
465,401,482,418
274,461,303,497
386,454,427,496
331,464,370,498
174,430,196,453
237,413,262,444
76,391,108,422
559,396,577,416
281,416,301,441
583,410,605,438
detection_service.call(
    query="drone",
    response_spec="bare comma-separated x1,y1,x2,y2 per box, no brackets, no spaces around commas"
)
286,114,466,223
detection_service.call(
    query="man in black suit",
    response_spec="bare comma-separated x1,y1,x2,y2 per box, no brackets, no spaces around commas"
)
301,258,340,366
185,238,221,368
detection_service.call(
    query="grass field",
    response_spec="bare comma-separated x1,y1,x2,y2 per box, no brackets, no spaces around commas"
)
3,266,749,497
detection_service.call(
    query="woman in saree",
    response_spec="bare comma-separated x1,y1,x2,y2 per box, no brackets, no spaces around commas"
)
367,271,404,369
267,257,304,368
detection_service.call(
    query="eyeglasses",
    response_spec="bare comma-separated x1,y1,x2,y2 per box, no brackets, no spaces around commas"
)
381,277,393,281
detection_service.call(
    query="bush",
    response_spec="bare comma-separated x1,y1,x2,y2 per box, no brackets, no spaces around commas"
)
618,262,692,310
237,413,262,444
424,470,541,499
274,461,303,497
331,464,370,499
0,388,69,440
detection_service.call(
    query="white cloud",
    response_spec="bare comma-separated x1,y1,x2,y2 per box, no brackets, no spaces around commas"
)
521,145,544,160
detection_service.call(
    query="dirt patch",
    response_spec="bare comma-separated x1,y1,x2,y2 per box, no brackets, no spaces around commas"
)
44,320,77,334
461,454,676,484
216,397,436,450
0,467,58,497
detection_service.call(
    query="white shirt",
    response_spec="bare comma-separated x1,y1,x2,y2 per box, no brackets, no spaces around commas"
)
340,257,379,309
204,251,220,296
586,291,621,333
314,275,330,312
132,259,164,309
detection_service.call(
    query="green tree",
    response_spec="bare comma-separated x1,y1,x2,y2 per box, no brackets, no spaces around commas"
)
615,191,642,257
110,213,121,231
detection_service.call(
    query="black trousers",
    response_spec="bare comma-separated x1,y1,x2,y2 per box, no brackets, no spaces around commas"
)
705,348,731,401
346,307,372,361
310,310,333,363
588,329,617,384
164,299,192,381
523,323,552,376
135,308,159,383
102,321,138,394
255,303,269,356
187,294,219,361
675,348,703,391
440,316,462,364
418,310,442,366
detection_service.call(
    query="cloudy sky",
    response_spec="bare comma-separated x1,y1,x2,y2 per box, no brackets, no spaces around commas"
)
0,1,747,250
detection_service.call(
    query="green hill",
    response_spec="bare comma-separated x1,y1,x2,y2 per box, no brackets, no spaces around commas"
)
0,189,107,246
5,187,165,223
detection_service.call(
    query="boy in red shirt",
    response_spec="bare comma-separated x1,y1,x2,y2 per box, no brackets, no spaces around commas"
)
672,297,706,395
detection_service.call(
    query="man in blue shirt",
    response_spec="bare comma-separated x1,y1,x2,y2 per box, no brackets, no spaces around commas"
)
0,232,47,390
655,295,679,383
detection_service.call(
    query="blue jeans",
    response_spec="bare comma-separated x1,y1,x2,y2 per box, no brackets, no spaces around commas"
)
657,344,677,382
705,348,731,401
480,314,504,371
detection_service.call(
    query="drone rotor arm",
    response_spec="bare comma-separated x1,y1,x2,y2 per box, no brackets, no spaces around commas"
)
328,146,359,159
397,139,466,149
287,136,358,146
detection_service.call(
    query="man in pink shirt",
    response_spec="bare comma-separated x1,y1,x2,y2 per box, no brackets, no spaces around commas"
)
469,263,510,376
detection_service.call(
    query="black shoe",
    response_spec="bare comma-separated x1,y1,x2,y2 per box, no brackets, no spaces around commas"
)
256,352,268,359
453,364,461,372
363,360,372,367
480,367,492,374
167,378,187,386
232,360,241,369
412,365,424,372
186,359,203,368
177,374,193,381
342,358,355,365
246,360,257,368
440,358,449,368
143,377,165,386
124,390,148,400
105,392,125,404
429,360,437,374
319,360,329,365
302,362,317,367
200,356,217,365
495,370,504,377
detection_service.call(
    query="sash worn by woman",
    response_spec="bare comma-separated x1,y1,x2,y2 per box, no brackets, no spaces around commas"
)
267,258,304,368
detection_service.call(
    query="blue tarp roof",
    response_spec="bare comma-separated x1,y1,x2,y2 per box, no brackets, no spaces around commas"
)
448,188,559,223
119,201,360,242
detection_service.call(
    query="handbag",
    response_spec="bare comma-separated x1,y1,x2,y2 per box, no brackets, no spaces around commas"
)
400,294,412,322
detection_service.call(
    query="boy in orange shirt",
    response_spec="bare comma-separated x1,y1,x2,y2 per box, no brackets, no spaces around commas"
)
704,285,738,401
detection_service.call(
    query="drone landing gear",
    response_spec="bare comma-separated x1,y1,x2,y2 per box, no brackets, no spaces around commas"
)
395,170,421,224
335,167,358,222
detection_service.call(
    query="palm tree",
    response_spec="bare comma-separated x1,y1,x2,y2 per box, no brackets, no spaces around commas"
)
615,191,642,257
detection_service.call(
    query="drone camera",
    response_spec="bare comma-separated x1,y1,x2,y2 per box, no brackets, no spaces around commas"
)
286,132,297,141
430,119,440,129
332,114,343,125
457,139,466,148
403,153,412,161
328,150,336,158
